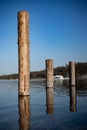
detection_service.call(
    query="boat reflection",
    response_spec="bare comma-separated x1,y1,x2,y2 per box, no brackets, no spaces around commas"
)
69,86,77,112
18,96,30,130
46,87,54,114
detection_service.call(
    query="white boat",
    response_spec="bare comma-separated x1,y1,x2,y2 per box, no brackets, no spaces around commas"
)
54,75,64,79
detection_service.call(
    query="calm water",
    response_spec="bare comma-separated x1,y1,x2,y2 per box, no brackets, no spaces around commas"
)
0,78,87,130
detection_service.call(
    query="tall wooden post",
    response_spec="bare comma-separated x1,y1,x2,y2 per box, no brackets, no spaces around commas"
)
18,11,30,96
45,59,53,88
69,61,75,86
45,59,54,113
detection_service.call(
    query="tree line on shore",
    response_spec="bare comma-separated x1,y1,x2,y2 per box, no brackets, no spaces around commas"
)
0,62,87,79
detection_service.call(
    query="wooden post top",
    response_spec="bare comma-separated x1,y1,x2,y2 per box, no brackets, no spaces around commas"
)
18,11,29,15
18,11,29,45
46,59,53,65
69,61,75,64
46,59,53,62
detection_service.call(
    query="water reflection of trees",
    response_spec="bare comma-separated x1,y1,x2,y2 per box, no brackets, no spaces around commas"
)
54,79,87,97
30,78,46,86
76,79,87,97
30,78,87,97
54,79,69,96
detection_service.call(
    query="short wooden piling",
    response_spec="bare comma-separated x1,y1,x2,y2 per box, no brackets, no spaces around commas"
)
46,88,54,114
69,86,76,112
45,59,53,88
19,96,30,130
69,61,75,86
18,11,30,96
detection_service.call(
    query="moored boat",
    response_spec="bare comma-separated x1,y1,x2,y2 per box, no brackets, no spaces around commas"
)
54,75,64,79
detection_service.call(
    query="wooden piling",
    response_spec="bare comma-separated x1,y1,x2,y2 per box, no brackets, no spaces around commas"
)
19,96,30,130
45,59,53,88
18,11,30,96
69,61,75,86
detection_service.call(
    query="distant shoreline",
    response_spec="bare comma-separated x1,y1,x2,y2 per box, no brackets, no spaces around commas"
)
0,76,87,81
0,62,87,80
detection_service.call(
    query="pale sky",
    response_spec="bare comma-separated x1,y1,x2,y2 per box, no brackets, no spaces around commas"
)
0,0,87,75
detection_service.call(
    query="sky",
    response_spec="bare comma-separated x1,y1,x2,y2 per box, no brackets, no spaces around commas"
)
0,0,87,75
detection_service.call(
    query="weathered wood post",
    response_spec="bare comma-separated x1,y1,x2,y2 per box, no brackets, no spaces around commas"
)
46,88,54,114
69,61,75,86
19,96,30,130
18,11,30,96
45,59,53,88
45,59,54,113
69,86,76,112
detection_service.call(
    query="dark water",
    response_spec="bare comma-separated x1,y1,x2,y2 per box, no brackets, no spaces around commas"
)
0,78,87,130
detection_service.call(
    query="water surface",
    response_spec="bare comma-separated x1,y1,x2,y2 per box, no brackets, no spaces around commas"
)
0,78,87,130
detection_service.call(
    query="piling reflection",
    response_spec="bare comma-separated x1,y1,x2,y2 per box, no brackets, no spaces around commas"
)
46,88,54,114
69,86,77,112
18,96,30,130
